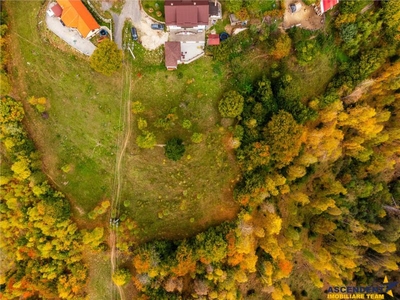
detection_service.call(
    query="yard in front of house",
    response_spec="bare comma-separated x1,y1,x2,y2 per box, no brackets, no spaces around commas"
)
141,0,165,22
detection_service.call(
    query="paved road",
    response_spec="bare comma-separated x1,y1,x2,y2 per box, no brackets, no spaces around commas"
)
111,0,141,49
111,0,168,50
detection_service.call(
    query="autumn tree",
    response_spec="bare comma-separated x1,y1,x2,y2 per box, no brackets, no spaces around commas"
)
218,90,244,118
381,0,400,41
112,268,131,286
263,111,304,168
90,39,122,76
271,34,292,60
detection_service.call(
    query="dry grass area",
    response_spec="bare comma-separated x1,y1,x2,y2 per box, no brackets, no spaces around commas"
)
84,251,115,300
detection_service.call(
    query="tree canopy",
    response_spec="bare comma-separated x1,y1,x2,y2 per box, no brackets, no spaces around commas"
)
218,90,244,118
165,138,185,161
90,39,122,76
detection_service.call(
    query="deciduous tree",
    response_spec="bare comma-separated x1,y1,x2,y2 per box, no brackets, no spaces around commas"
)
218,91,244,118
90,39,122,76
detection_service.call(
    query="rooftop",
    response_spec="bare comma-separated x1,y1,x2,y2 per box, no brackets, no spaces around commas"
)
165,41,181,69
207,34,220,45
320,0,339,14
165,0,209,27
57,0,99,38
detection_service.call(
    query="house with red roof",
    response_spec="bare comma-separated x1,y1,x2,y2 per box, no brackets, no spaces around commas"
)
164,1,223,69
165,0,210,30
320,0,339,14
165,41,182,70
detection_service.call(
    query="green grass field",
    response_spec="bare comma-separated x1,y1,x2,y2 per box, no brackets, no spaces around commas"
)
7,1,239,242
8,2,124,213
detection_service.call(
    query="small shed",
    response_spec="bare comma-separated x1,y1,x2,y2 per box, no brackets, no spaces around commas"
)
165,41,182,70
229,14,247,26
207,34,220,46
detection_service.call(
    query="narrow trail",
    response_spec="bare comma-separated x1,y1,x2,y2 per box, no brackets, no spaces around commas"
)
109,64,133,300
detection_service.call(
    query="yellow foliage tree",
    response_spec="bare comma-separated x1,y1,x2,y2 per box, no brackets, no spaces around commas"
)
112,268,131,286
11,157,31,180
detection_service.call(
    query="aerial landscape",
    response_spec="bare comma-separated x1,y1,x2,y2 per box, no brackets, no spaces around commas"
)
0,0,399,299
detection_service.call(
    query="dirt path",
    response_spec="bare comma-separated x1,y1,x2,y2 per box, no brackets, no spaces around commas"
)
109,64,133,300
110,231,125,300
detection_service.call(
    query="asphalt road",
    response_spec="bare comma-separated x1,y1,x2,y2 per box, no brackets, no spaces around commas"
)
111,0,141,49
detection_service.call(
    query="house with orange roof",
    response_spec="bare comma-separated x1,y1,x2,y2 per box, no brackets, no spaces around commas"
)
56,0,100,38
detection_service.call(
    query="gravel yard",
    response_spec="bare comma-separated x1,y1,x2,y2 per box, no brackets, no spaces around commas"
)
101,0,168,50
283,0,324,30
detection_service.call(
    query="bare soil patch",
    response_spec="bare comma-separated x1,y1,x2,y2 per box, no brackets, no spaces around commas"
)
283,0,324,30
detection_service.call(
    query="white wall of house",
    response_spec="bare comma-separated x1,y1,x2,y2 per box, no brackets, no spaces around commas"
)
86,28,100,39
168,25,206,31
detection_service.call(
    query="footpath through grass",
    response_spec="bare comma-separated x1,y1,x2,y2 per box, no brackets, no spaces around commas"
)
119,26,241,240
8,2,240,241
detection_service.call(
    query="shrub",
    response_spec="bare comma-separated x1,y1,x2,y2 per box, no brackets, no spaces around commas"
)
191,133,203,144
137,118,147,130
136,131,156,149
165,138,185,161
132,101,145,114
182,119,192,129
28,96,47,113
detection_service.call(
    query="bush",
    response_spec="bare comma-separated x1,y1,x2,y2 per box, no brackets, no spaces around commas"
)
136,131,156,149
137,118,147,130
191,133,203,144
132,101,145,114
218,90,244,118
182,119,192,129
165,138,185,161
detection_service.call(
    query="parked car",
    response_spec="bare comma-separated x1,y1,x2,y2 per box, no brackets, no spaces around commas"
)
151,23,164,30
131,27,138,41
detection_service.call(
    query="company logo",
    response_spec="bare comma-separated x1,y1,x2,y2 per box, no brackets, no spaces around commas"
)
327,276,398,299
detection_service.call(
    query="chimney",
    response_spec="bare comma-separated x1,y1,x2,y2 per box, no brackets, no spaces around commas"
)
214,0,217,6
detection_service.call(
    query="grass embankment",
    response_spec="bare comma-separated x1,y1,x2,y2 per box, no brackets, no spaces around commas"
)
7,1,123,215
7,2,240,241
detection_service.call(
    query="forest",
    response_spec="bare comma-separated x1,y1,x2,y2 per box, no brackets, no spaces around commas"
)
1,0,400,299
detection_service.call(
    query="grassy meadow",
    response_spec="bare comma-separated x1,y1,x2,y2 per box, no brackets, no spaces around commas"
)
8,1,124,214
7,1,240,242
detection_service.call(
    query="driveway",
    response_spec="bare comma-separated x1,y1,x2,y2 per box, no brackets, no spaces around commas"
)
105,0,168,50
282,0,324,30
45,4,96,56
